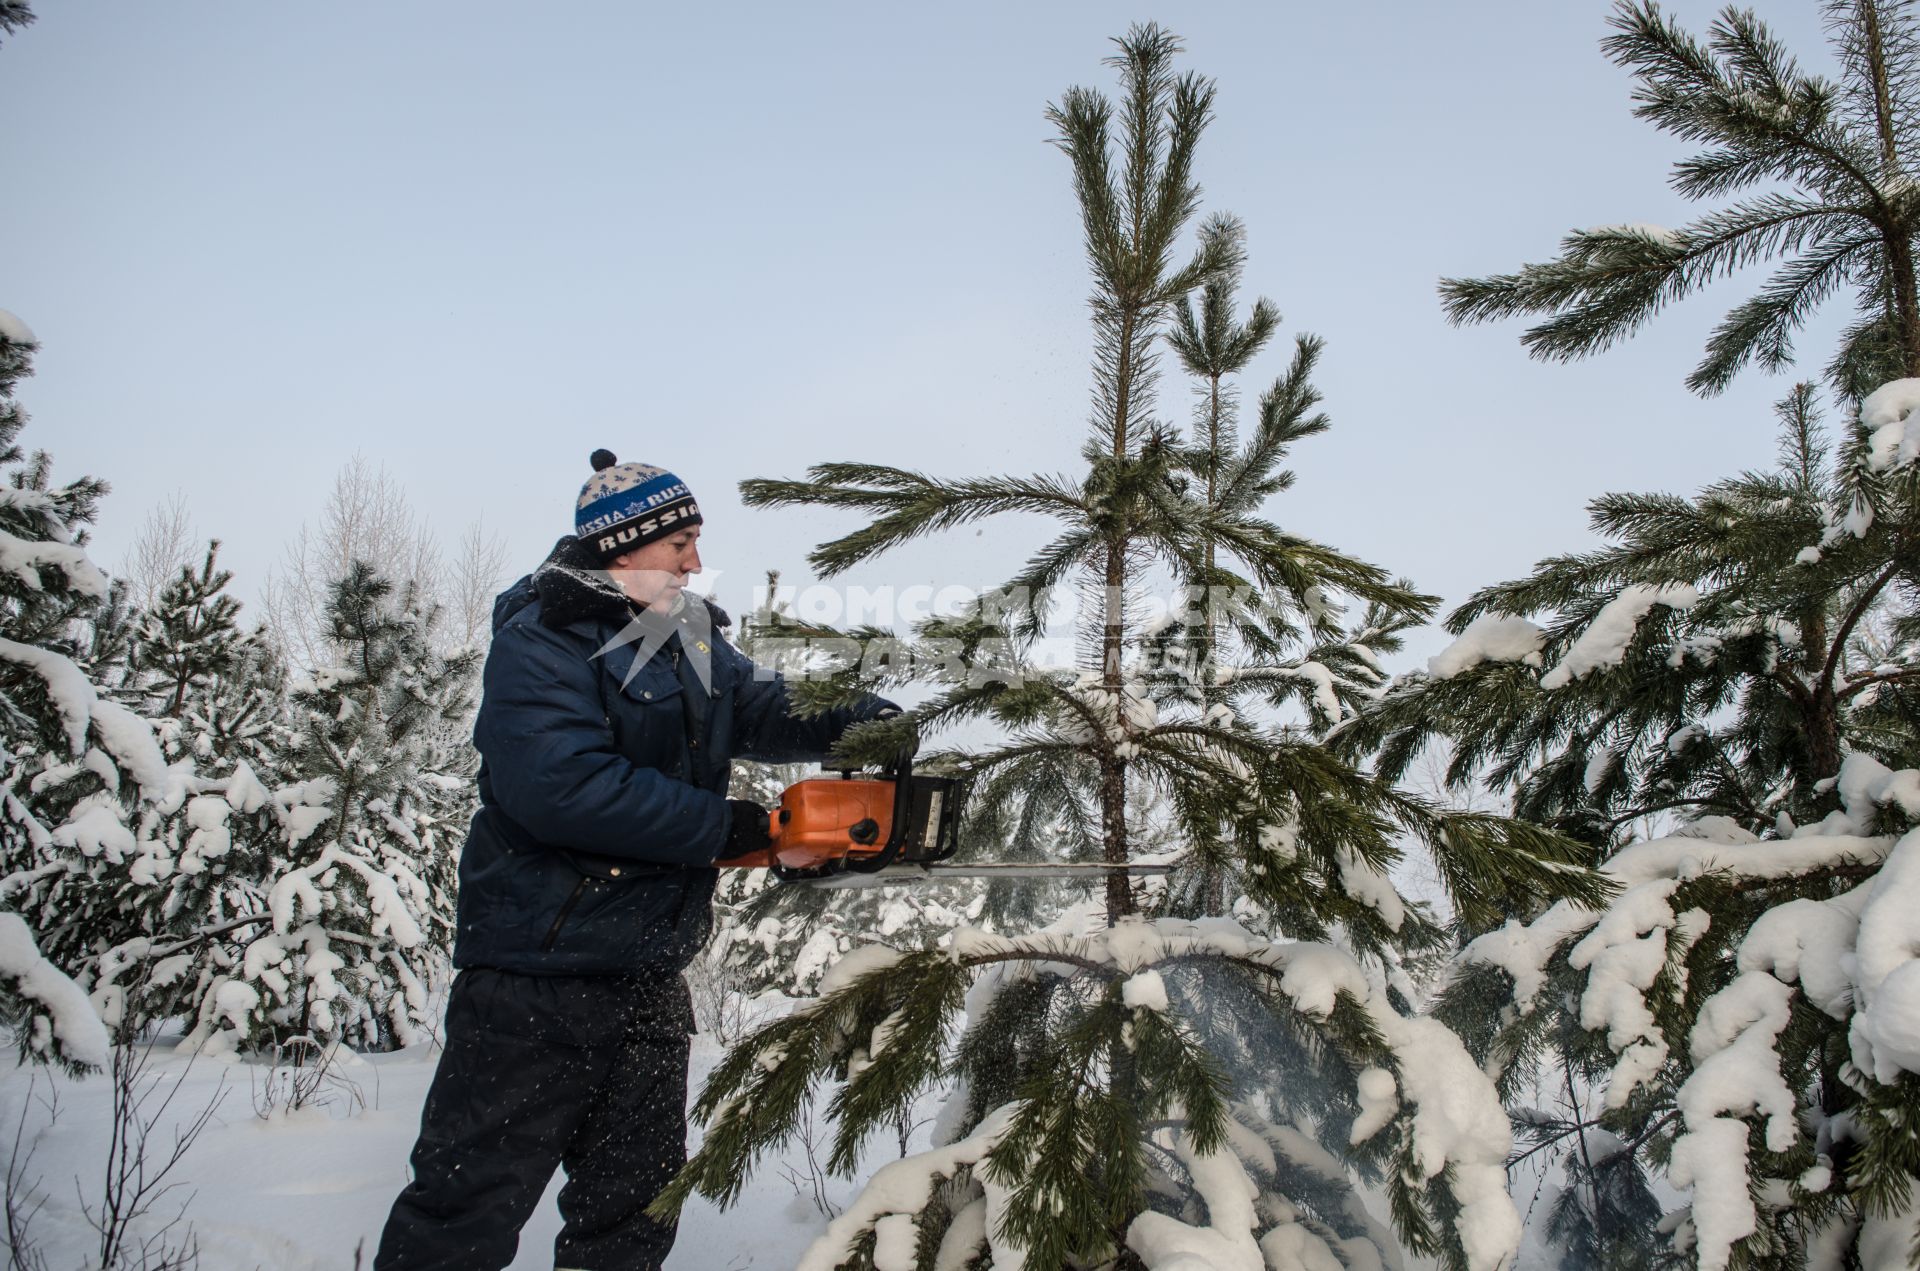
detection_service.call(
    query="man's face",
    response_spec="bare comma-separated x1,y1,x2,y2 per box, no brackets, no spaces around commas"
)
608,527,703,609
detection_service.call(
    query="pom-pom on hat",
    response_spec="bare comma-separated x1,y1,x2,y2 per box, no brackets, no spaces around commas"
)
575,450,702,565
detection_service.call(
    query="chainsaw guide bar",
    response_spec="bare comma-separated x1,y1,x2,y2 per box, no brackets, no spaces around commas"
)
794,860,1180,889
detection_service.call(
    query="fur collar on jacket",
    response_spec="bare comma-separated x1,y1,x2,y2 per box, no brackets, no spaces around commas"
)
523,535,730,632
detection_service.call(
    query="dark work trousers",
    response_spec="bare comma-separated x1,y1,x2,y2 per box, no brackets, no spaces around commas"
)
375,967,694,1271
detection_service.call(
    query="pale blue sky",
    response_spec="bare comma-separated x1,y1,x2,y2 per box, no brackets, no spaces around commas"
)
5,1,1842,662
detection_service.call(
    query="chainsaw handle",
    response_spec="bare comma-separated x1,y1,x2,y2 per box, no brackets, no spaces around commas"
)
842,752,914,875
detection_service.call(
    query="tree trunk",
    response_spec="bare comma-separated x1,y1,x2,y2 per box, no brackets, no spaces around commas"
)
1887,235,1920,378
1807,689,1844,794
1206,374,1221,526
1802,609,1844,801
1112,312,1137,461
1100,756,1133,920
1203,372,1226,917
1861,0,1903,176
1858,1,1920,374
1103,534,1134,921
1101,306,1140,922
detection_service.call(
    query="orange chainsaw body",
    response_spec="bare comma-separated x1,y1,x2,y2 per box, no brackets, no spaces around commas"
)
715,770,959,879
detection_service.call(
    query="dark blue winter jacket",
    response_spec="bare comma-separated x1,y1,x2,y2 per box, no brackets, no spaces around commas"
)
453,537,895,977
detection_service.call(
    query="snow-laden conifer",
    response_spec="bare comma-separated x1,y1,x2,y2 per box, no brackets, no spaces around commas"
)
0,311,182,1069
67,538,475,1060
160,563,477,1054
655,29,1607,1271
1345,380,1920,1265
1415,10,1920,1242
124,541,283,758
705,867,984,1001
0,316,318,1065
76,542,308,1043
1348,383,1917,842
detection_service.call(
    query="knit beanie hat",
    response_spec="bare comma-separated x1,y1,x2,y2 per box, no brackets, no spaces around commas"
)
575,449,703,566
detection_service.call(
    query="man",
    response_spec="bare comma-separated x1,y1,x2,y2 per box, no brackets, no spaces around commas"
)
376,451,901,1271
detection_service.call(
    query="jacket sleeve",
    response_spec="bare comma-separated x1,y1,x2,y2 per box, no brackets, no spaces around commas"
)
724,640,899,765
476,619,731,867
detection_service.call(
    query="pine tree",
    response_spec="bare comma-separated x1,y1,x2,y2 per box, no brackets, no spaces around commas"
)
1442,0,1920,398
0,317,295,1060
126,542,244,719
172,562,478,1054
1155,213,1434,932
0,310,194,1058
1154,213,1282,922
68,541,304,1041
120,541,287,769
653,29,1607,1271
1342,382,1920,1266
1404,10,1920,1245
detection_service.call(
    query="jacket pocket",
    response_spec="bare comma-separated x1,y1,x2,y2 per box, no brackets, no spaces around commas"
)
540,876,590,952
613,656,684,712
609,662,688,773
561,847,672,882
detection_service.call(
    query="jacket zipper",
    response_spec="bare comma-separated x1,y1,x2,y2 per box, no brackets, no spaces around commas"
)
670,639,698,779
540,877,590,952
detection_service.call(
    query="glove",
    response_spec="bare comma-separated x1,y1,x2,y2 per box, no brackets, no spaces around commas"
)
723,799,773,856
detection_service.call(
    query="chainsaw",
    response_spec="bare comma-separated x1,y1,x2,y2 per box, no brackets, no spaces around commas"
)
713,756,960,882
714,759,1175,888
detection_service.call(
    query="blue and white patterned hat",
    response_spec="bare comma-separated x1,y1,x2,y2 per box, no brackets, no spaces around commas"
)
575,449,703,564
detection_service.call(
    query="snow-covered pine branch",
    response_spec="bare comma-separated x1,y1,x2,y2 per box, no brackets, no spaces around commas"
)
1346,378,1919,855
665,912,1523,1270
0,910,108,1075
1444,754,1920,1269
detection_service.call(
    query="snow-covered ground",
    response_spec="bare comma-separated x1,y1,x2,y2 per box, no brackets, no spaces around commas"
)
0,1010,886,1271
0,973,1588,1271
